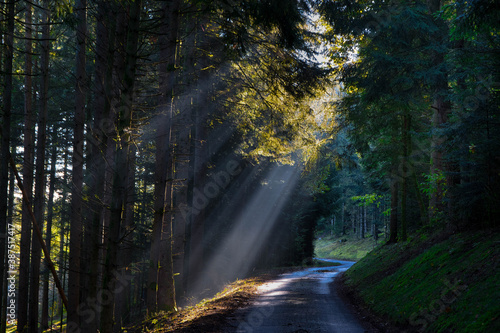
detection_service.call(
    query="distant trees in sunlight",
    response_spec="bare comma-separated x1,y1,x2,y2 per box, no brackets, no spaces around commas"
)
317,0,499,243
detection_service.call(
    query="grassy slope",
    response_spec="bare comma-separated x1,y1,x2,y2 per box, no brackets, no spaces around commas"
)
342,229,500,333
315,234,385,261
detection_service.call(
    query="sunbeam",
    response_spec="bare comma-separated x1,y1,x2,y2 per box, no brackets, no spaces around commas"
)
187,163,302,298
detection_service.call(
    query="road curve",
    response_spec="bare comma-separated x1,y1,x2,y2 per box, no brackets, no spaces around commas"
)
223,260,370,333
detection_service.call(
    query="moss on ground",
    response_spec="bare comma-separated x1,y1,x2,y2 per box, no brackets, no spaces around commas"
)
342,229,500,333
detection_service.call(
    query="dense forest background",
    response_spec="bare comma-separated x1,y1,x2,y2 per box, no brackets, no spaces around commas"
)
0,0,498,332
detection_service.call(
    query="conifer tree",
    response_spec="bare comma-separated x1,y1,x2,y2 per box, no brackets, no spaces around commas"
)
0,0,14,322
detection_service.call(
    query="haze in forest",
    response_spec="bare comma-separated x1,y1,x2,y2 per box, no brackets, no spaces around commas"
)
0,0,498,332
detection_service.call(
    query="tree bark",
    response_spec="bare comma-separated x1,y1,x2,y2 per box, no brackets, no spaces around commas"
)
401,114,410,241
100,1,141,330
114,144,136,330
28,2,51,330
41,135,58,330
58,143,70,332
68,0,87,330
186,20,211,295
81,1,116,330
1,144,16,333
0,1,14,329
341,202,345,235
429,93,449,221
18,2,35,327
351,211,355,234
363,205,367,235
427,0,450,224
148,0,180,313
388,163,399,244
359,206,364,238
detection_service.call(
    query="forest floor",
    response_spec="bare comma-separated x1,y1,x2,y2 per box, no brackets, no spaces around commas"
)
130,228,499,332
125,234,388,333
125,267,305,332
126,260,399,333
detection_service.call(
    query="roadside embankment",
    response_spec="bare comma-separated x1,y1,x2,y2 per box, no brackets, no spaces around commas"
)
338,229,499,332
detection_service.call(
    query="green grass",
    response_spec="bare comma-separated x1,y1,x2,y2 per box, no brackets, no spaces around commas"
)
343,229,500,332
311,259,343,267
314,234,385,261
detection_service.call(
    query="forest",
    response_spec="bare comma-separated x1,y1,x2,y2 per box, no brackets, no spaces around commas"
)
0,0,498,332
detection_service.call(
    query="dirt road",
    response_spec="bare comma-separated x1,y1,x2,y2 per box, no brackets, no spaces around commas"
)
223,260,373,333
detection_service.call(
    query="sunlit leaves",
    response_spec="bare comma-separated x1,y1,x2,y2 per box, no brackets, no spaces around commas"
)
50,0,74,19
351,193,383,207
221,25,330,164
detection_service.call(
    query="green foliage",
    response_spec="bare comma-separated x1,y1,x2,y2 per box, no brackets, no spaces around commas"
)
214,0,315,52
420,170,447,197
437,0,500,228
319,0,500,231
225,36,330,164
320,1,440,237
351,193,383,207
441,0,500,40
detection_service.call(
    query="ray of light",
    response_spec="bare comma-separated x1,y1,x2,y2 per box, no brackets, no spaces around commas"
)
188,163,302,297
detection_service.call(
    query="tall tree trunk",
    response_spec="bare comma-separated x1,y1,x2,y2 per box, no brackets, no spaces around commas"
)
182,17,197,298
331,216,335,236
401,114,410,241
68,0,87,330
413,171,427,226
0,0,14,327
173,123,189,301
363,205,367,235
341,202,345,235
100,1,141,330
186,27,211,296
58,142,70,332
1,144,16,333
148,0,180,313
28,2,50,331
41,134,58,330
114,144,136,331
82,1,116,330
0,1,5,327
359,206,364,238
18,2,35,327
427,0,450,224
351,212,355,234
429,93,449,221
388,162,399,244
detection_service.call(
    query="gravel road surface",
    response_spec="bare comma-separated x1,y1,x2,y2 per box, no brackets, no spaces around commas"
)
223,260,372,333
